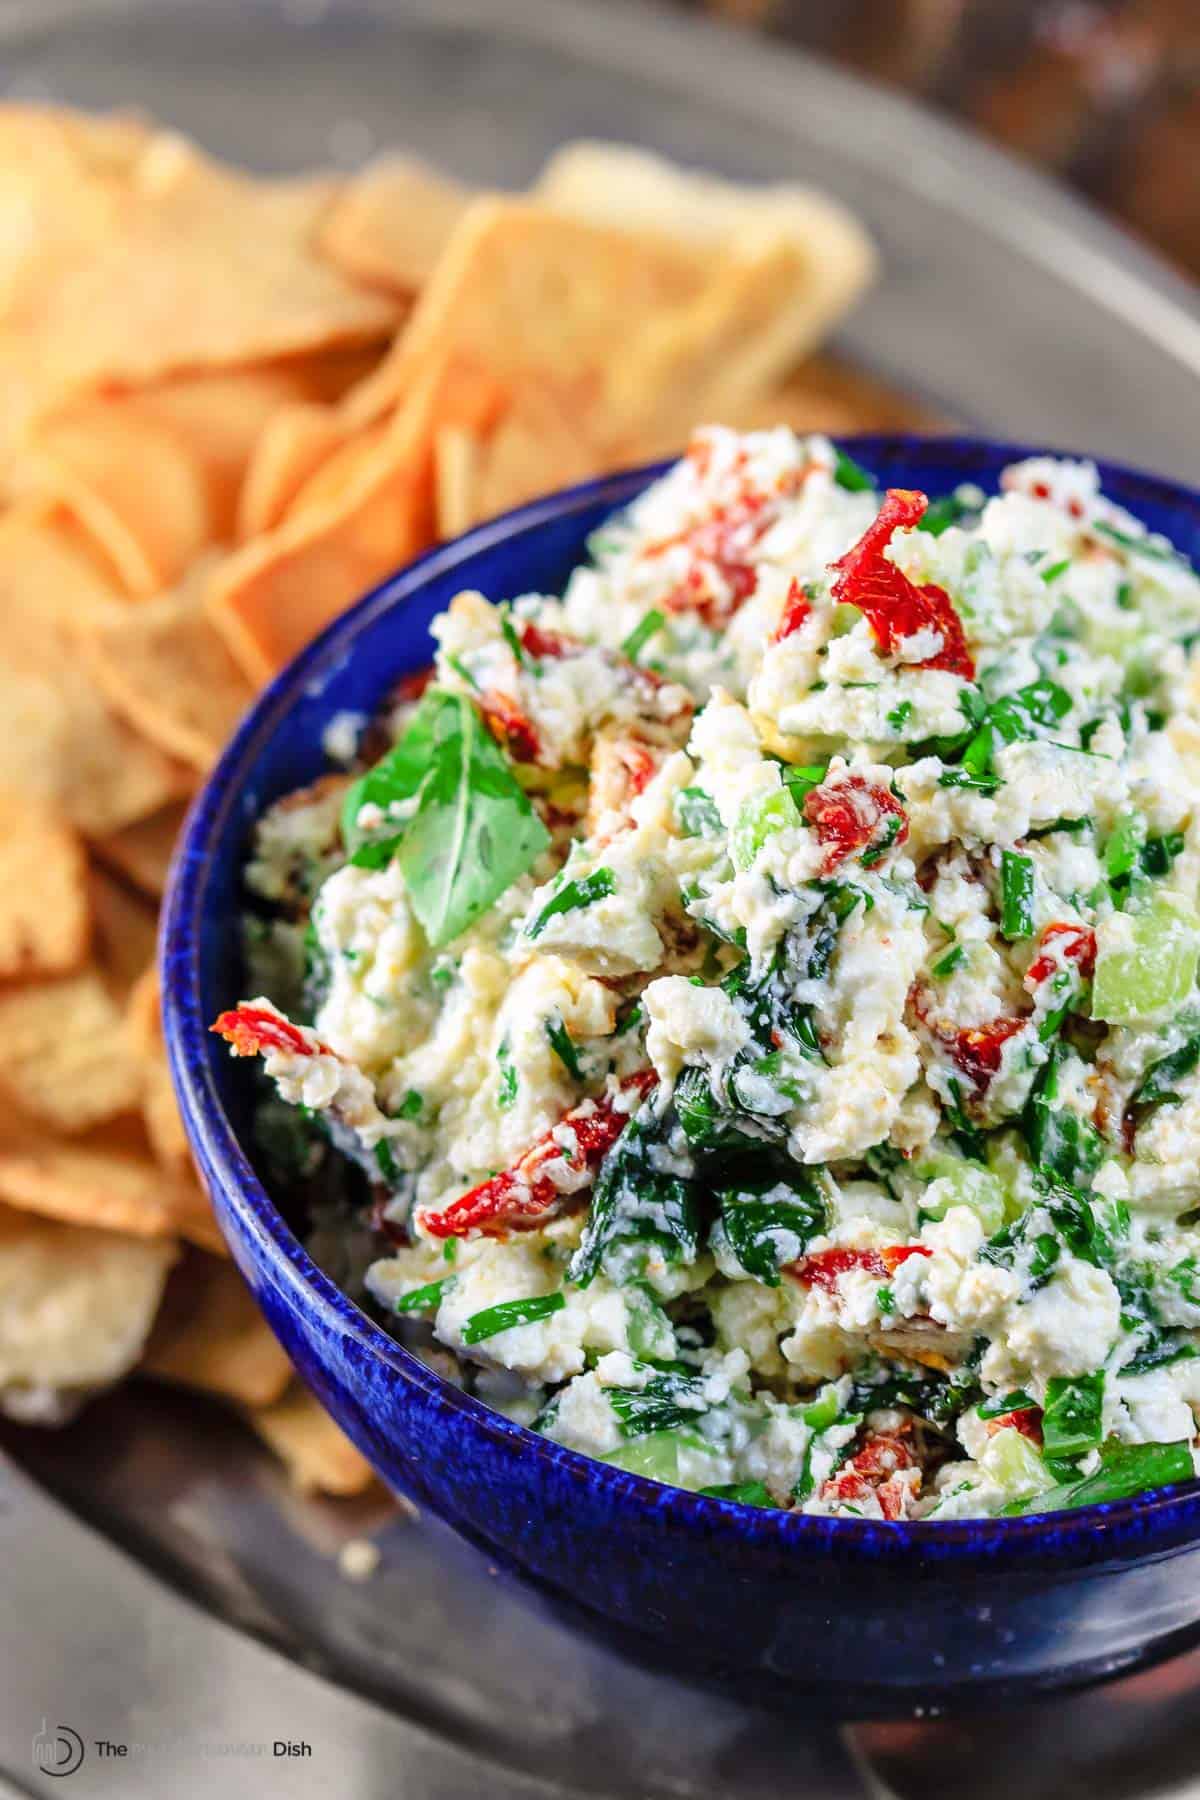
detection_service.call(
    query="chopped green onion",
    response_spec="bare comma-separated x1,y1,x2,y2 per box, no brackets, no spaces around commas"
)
1000,851,1035,939
374,1139,401,1183
461,1292,566,1344
833,447,874,492
395,1276,455,1315
1040,559,1071,586
499,607,528,667
621,609,665,664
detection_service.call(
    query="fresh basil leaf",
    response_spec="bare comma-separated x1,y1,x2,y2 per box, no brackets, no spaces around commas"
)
342,688,549,945
610,1368,707,1439
978,1388,1036,1420
396,691,550,947
545,1012,584,1081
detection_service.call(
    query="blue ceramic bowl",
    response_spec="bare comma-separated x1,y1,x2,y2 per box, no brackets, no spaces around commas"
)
164,436,1200,1715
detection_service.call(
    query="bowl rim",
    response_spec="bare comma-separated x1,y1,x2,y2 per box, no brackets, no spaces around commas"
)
163,431,1200,1566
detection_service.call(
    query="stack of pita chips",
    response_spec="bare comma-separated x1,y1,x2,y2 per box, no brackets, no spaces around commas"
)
0,109,915,1499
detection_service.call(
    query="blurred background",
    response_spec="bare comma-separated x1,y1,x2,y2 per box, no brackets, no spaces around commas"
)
675,0,1200,280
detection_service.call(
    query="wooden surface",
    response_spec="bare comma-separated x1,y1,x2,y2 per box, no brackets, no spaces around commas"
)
677,0,1200,282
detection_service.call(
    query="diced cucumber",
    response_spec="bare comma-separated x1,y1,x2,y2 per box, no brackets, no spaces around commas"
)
730,786,801,873
1092,892,1200,1023
915,1152,1007,1234
599,1426,719,1489
980,1424,1050,1498
625,1284,677,1364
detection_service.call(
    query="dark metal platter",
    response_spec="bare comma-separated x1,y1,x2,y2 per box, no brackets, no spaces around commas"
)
3,2,1200,1794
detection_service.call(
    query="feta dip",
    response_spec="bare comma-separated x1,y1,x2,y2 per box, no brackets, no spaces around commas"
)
216,427,1200,1521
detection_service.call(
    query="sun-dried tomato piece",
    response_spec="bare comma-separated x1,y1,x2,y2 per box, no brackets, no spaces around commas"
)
211,1004,328,1059
785,1244,931,1292
479,690,542,763
803,774,908,875
419,1070,658,1241
985,1406,1043,1446
1025,922,1097,989
392,666,435,704
519,621,574,661
911,985,1028,1090
818,1433,917,1520
772,578,812,643
643,488,780,627
830,489,975,679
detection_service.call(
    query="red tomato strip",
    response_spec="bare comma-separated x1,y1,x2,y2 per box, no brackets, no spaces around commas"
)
420,1070,658,1241
830,489,975,679
211,1004,329,1059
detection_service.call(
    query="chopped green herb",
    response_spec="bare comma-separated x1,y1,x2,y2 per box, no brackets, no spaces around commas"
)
527,866,616,939
932,943,967,978
1003,1437,1192,1515
978,1388,1036,1420
499,606,528,667
886,699,915,731
918,492,972,537
1042,1372,1104,1459
545,1012,584,1081
676,787,723,839
496,1038,518,1110
1132,1035,1200,1114
698,1481,773,1506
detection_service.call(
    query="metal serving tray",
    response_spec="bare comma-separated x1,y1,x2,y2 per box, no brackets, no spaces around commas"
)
3,2,1200,1794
